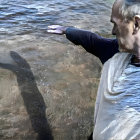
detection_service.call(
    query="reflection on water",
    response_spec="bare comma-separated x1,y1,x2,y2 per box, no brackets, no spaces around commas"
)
0,0,114,139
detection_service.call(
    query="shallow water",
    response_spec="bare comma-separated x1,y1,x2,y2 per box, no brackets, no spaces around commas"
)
0,0,115,139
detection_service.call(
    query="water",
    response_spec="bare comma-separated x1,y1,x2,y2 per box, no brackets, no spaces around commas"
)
0,0,115,139
0,0,114,39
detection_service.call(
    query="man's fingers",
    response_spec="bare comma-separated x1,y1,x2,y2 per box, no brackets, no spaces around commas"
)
47,29,63,34
47,30,56,33
47,25,62,30
47,25,65,34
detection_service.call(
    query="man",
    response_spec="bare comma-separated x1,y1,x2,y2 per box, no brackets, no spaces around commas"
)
93,0,140,139
48,0,140,139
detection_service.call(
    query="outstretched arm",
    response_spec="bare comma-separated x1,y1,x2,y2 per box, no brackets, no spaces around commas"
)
66,27,119,64
47,25,119,64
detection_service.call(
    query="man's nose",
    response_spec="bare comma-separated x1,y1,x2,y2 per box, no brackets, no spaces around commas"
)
112,26,116,35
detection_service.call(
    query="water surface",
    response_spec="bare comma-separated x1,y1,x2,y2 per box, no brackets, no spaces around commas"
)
0,0,115,139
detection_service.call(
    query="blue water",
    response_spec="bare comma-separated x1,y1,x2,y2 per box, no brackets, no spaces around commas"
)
0,0,113,39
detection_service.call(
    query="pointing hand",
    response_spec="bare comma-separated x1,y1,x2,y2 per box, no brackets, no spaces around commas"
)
47,25,68,35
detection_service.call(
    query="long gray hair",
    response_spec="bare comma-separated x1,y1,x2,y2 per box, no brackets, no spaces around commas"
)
120,0,140,20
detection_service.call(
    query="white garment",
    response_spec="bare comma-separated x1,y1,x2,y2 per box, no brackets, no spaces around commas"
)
93,52,140,140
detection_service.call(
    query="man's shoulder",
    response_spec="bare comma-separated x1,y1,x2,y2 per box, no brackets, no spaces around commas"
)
103,52,132,72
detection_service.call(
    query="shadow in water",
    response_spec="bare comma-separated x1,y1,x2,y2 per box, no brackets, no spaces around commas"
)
0,51,53,140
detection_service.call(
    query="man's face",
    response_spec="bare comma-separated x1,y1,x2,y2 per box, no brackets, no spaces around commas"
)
111,0,135,52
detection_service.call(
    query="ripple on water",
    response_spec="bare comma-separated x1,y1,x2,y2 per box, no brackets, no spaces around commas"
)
0,0,113,38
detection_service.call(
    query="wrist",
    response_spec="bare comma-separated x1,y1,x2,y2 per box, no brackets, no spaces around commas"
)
62,27,68,34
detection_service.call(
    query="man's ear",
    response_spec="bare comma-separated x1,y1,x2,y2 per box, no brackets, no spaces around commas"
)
133,15,140,35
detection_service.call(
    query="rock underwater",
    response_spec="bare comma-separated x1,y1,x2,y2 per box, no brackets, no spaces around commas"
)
0,48,101,140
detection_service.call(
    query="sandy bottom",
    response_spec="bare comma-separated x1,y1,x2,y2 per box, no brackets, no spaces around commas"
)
0,34,102,139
